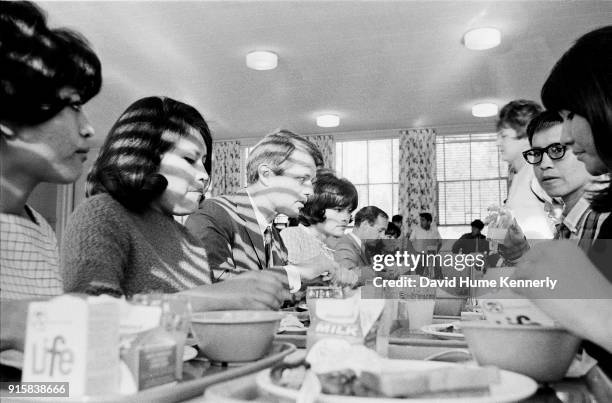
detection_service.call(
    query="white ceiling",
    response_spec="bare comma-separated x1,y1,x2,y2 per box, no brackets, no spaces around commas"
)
40,1,612,145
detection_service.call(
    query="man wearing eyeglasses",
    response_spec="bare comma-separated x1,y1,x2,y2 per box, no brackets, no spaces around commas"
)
525,111,607,250
496,100,555,239
185,129,339,301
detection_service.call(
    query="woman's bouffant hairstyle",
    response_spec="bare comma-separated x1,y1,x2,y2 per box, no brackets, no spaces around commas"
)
541,25,612,212
298,171,358,226
0,1,102,126
496,100,543,139
86,96,212,212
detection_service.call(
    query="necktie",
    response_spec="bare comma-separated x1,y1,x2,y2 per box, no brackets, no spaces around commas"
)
264,225,273,269
264,225,288,269
555,222,572,240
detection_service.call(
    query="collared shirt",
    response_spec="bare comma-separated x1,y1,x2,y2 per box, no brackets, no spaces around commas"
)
348,232,362,248
246,189,301,292
1,206,63,299
246,189,273,237
561,197,591,239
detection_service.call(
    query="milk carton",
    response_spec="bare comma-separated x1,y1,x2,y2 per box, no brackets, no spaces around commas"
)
22,295,120,397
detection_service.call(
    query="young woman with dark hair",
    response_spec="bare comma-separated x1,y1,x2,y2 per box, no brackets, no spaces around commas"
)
0,1,102,299
514,25,612,377
280,171,359,285
62,97,289,310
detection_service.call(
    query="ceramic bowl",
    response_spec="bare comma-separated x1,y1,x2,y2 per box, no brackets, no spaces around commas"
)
461,321,581,382
191,310,283,362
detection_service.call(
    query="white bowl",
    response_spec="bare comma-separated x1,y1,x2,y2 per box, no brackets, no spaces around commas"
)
461,321,581,382
191,310,283,362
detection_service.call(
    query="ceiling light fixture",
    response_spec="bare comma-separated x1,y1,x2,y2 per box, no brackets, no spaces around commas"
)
246,51,278,70
316,114,340,128
472,103,498,117
463,27,501,50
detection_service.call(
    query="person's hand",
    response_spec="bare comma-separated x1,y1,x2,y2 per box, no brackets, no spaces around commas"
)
513,240,607,299
293,254,340,280
498,218,529,262
183,271,290,311
512,240,612,351
329,266,359,288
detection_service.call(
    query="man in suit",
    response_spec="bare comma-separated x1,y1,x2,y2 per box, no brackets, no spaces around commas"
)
186,130,339,293
333,206,389,283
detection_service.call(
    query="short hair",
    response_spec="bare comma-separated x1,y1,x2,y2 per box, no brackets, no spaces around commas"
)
385,222,401,238
246,129,324,185
354,206,388,227
86,96,212,212
0,1,102,126
392,214,403,224
419,212,433,222
299,172,358,226
496,100,543,139
470,219,485,230
526,111,563,145
541,25,612,212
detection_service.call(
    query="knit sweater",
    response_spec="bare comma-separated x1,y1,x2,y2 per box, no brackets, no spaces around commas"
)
61,193,212,296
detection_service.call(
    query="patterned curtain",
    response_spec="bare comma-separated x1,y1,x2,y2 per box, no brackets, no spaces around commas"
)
398,128,437,228
305,134,335,170
210,140,241,196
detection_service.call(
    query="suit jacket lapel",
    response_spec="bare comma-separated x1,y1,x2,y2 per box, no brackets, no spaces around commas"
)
348,234,369,265
231,190,267,269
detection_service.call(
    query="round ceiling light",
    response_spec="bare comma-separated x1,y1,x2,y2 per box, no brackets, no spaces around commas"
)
463,27,501,50
246,51,278,70
472,103,499,117
316,114,340,128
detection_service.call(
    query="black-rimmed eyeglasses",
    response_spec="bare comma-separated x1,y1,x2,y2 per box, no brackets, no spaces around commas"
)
522,143,567,165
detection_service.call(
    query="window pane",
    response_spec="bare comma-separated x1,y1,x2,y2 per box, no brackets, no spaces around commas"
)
369,184,392,217
470,141,501,180
354,184,369,212
368,140,392,183
335,142,343,174
342,141,367,184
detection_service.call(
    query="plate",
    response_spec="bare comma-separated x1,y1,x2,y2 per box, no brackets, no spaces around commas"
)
420,323,465,340
0,349,23,370
256,359,538,403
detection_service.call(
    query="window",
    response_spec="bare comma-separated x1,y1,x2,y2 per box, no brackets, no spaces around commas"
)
436,133,508,238
335,139,399,217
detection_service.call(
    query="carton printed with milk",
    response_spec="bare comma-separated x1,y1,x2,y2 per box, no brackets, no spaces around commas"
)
22,295,120,397
306,287,390,356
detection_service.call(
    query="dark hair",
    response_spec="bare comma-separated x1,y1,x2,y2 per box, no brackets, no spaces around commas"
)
392,215,403,224
526,110,563,144
246,129,324,184
419,212,433,222
385,222,401,238
0,1,102,126
354,206,388,227
86,96,212,212
299,172,358,226
470,219,485,230
541,25,612,211
496,100,543,139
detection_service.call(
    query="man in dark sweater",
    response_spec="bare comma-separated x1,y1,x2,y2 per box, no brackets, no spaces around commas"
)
451,220,490,254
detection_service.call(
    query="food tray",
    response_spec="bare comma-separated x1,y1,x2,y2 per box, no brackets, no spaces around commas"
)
0,342,295,403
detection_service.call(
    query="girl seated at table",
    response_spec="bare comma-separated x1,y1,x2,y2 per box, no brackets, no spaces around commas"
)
62,96,290,310
281,171,360,286
0,0,101,300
